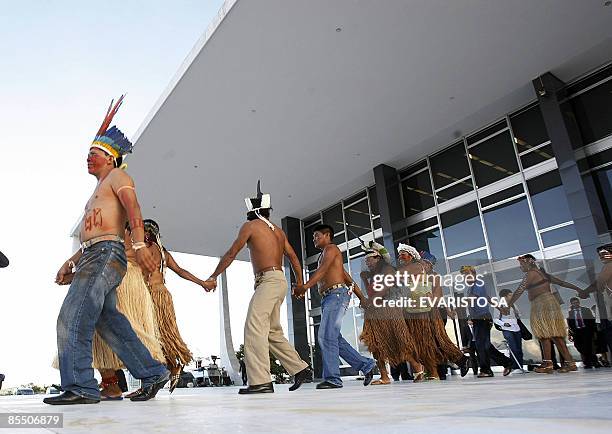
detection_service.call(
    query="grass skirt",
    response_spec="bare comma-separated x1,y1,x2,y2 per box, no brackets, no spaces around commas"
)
52,262,164,370
404,310,443,369
148,283,193,367
360,301,418,366
428,308,464,363
530,292,567,339
91,262,165,369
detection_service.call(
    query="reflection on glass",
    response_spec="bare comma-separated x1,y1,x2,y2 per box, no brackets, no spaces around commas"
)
480,184,524,208
373,217,382,230
345,199,372,238
349,255,366,295
340,307,358,354
483,197,538,261
469,132,519,187
345,190,366,206
591,166,612,231
448,250,488,272
435,181,474,203
541,225,578,248
309,287,321,310
467,120,507,146
527,171,573,229
409,228,447,275
520,144,554,169
353,308,368,354
322,204,344,236
570,77,612,145
430,142,471,190
494,265,525,285
546,254,586,274
402,170,435,216
510,103,549,153
333,232,347,246
440,202,485,256
368,186,379,216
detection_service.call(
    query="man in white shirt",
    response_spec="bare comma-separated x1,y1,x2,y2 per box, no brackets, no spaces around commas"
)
497,289,524,373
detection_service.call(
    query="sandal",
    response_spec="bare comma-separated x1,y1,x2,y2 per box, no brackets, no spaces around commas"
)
100,376,123,400
534,360,554,374
559,361,577,373
169,365,183,393
371,379,391,385
413,371,425,383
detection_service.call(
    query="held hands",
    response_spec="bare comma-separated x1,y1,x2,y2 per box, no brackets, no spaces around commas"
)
292,283,307,299
135,247,157,274
577,288,590,299
202,278,217,292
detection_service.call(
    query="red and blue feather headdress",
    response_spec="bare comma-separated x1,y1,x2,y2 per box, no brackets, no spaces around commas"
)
90,95,133,159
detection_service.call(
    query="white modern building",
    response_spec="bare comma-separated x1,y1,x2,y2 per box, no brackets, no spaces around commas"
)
126,0,612,376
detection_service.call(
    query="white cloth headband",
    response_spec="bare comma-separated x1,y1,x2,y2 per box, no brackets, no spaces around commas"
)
397,243,421,260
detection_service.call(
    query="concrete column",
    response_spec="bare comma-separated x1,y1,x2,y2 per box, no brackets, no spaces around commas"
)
373,164,403,265
281,216,311,364
534,72,609,318
218,270,241,383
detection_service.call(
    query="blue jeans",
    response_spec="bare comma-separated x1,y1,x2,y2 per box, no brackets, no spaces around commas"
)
502,330,523,370
57,241,168,399
318,287,375,386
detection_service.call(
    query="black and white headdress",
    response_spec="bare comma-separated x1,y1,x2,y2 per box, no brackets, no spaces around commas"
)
245,180,274,230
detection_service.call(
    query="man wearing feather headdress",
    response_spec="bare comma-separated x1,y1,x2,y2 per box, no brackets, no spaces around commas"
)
46,96,169,405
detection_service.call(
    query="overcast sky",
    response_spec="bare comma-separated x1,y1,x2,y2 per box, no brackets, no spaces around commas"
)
0,0,283,389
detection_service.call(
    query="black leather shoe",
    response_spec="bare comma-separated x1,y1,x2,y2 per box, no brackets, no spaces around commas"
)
238,382,274,394
289,367,312,391
316,381,342,389
43,391,100,405
363,367,374,386
129,372,170,402
459,356,469,377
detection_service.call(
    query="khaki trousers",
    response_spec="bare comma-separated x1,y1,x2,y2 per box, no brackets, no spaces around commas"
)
244,270,308,385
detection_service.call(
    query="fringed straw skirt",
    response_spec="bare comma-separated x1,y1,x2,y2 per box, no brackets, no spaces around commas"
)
360,301,418,366
428,308,464,364
404,310,444,369
92,262,165,369
530,292,567,339
148,283,192,367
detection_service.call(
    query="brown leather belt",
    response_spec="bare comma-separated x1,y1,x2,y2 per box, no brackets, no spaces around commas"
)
319,283,346,297
254,266,283,279
80,235,124,252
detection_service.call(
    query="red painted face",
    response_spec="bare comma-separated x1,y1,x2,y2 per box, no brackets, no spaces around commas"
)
87,148,111,174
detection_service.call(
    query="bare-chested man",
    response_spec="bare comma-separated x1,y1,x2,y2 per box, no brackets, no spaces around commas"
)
204,183,311,394
44,97,169,405
581,244,612,358
294,224,375,389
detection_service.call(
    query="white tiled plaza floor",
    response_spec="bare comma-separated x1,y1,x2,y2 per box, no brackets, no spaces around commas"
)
2,369,612,433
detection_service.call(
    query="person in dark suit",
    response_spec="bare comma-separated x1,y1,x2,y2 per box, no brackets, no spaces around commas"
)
239,359,248,386
567,297,597,368
0,373,5,390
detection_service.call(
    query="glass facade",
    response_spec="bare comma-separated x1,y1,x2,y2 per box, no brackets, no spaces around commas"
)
297,60,612,374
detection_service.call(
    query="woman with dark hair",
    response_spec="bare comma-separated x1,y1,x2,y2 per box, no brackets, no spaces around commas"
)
359,242,421,384
507,254,583,373
143,219,212,392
